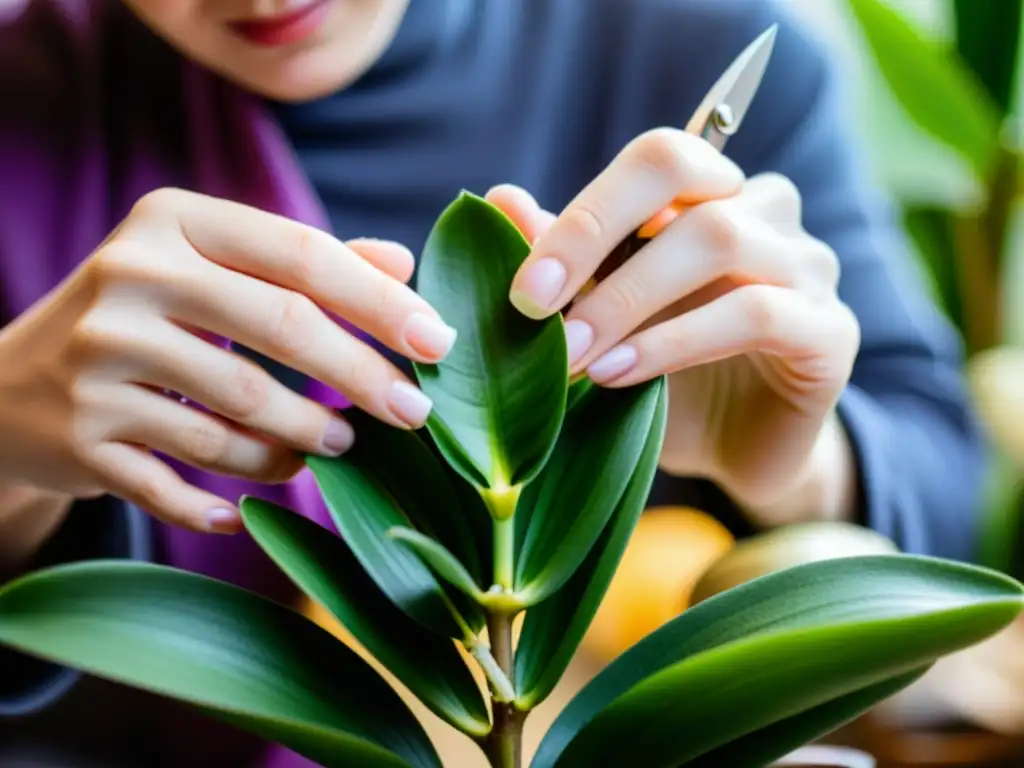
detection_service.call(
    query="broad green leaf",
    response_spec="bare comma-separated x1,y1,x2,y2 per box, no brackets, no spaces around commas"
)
514,377,664,604
306,411,487,637
954,0,1022,116
515,378,667,708
848,0,1002,179
533,555,1024,767
0,562,440,768
413,192,568,494
240,499,490,738
388,527,485,602
686,667,928,767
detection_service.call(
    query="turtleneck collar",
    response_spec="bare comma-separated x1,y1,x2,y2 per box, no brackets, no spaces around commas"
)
347,0,472,88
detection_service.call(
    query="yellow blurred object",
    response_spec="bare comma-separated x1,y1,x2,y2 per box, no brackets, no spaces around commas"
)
969,345,1024,467
690,521,899,605
581,506,735,663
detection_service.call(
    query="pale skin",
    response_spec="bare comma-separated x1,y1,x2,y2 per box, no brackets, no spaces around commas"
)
0,0,860,575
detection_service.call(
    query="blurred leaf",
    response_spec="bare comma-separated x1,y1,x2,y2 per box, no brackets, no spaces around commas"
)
514,378,664,605
954,0,1022,116
514,378,667,709
388,527,484,602
413,192,568,495
240,499,490,738
306,412,487,638
902,206,964,334
532,555,1024,767
0,562,440,768
848,0,1003,179
685,668,928,768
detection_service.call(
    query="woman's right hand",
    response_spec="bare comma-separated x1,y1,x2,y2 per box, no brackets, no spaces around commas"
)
0,188,455,535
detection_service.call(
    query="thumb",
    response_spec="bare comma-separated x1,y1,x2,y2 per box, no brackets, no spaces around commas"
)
485,184,556,244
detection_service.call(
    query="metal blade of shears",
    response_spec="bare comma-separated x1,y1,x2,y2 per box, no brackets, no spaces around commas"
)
686,24,778,153
579,24,779,297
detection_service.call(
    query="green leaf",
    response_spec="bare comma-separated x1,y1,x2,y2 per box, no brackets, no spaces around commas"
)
954,0,1022,116
413,192,569,495
902,206,964,335
388,527,485,602
514,377,664,604
240,498,490,738
848,0,1003,179
306,410,487,637
685,667,928,768
532,555,1024,767
0,562,440,768
515,378,667,709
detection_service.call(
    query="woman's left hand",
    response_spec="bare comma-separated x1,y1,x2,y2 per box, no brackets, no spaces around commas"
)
488,128,861,524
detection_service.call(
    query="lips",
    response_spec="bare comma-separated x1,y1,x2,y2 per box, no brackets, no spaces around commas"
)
229,1,330,47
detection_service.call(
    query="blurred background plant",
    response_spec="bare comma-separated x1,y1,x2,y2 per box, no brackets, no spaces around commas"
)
835,0,1024,583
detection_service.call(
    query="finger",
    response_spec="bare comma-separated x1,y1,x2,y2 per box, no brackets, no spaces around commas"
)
485,184,556,243
132,189,456,363
508,129,744,319
168,273,434,430
91,442,242,534
347,238,417,283
586,285,858,389
106,385,303,484
564,202,798,371
85,316,359,452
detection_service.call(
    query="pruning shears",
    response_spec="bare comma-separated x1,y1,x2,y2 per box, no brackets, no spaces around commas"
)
583,24,778,292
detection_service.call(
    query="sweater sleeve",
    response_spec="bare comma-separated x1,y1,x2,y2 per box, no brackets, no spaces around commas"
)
720,2,987,561
0,497,152,716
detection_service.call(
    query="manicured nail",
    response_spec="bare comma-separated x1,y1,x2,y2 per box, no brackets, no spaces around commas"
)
205,507,241,534
320,417,355,456
388,381,434,428
588,345,638,383
564,319,594,366
510,257,566,319
405,311,458,360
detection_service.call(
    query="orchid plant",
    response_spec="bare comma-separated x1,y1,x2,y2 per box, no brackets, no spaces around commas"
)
0,193,1021,768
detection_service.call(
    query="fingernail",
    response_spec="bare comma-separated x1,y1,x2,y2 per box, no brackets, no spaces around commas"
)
510,257,566,319
388,381,433,428
205,507,241,534
320,417,355,456
588,345,638,383
405,311,458,360
564,319,594,366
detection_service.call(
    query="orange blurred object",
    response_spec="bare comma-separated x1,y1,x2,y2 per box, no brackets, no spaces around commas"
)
581,506,735,663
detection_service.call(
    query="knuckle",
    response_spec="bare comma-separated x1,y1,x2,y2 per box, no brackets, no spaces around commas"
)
562,203,606,242
693,201,741,263
130,187,189,222
288,226,331,290
132,473,169,512
599,273,648,320
185,422,230,467
222,362,271,422
738,285,780,335
810,242,841,288
266,292,317,360
68,311,121,361
88,241,149,285
631,128,696,186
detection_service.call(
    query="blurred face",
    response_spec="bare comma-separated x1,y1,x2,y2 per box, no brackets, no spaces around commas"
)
122,1,411,102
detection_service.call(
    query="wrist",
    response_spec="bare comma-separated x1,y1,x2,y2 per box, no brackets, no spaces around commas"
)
0,480,74,577
732,411,858,528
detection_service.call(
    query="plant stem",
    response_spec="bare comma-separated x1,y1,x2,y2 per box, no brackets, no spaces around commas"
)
484,610,523,768
493,516,516,591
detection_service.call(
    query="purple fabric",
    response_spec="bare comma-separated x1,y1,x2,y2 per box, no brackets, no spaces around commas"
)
0,2,351,764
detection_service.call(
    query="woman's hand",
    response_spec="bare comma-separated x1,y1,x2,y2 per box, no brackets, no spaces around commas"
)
490,128,861,523
0,189,455,535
